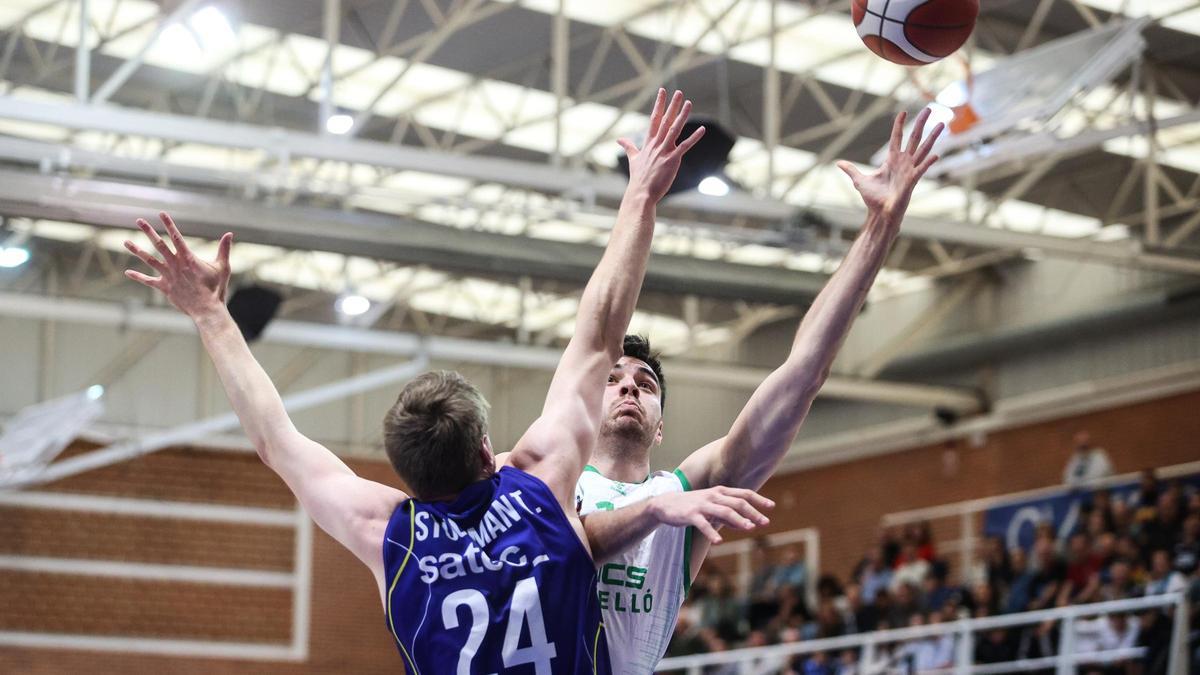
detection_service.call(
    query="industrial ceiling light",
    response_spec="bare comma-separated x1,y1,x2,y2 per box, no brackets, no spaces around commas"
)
0,246,30,268
336,294,370,316
617,117,737,196
189,6,236,50
227,285,284,342
697,175,730,197
326,113,355,135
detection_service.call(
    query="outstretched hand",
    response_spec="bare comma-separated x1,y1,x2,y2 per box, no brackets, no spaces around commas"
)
618,88,707,203
123,212,233,318
649,485,774,545
837,107,944,221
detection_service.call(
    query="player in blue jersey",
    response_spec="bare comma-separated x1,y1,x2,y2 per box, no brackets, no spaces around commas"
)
122,88,772,674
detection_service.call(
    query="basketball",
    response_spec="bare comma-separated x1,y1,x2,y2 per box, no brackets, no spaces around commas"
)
853,0,979,66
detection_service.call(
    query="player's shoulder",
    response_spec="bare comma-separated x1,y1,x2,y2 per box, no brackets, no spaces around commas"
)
575,466,687,496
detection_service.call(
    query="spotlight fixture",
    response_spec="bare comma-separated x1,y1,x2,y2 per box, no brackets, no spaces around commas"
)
336,294,371,317
227,285,283,342
326,113,354,135
697,175,730,197
0,246,29,268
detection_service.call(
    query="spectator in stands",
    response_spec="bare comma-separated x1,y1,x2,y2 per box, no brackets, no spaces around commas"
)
1111,498,1134,537
1063,430,1114,488
1099,558,1137,602
1135,469,1160,510
855,544,892,604
921,560,966,615
971,534,1013,590
841,582,878,633
1141,492,1184,555
908,521,937,562
1066,532,1096,587
879,527,902,568
897,613,954,672
1173,512,1200,575
1073,612,1140,673
803,598,846,641
976,627,1016,665
971,581,999,617
1005,546,1036,613
890,541,931,592
747,539,782,631
1029,536,1068,610
1145,549,1188,596
888,582,920,627
699,570,747,644
771,545,808,596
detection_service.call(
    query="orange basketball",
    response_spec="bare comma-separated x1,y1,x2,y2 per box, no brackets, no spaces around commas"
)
852,0,979,66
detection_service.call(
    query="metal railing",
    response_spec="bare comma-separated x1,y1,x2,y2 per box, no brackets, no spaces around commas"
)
657,593,1189,674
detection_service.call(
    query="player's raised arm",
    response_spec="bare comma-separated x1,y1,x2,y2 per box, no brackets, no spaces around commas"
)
677,108,944,493
123,214,404,593
509,89,704,505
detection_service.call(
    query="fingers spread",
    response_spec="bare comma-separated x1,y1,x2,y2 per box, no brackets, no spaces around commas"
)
217,232,233,267
124,269,161,288
889,110,907,157
907,107,932,155
658,90,685,143
692,516,722,544
159,212,189,256
726,488,776,511
677,125,706,154
913,122,945,164
715,495,769,526
616,137,638,157
837,160,863,185
124,240,166,272
137,218,174,259
917,154,940,178
665,99,692,148
647,88,667,140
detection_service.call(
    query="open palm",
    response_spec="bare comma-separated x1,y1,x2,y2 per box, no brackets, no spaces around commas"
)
838,108,944,220
123,212,234,318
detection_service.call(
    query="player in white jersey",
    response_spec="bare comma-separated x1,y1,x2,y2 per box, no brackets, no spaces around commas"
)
572,107,949,674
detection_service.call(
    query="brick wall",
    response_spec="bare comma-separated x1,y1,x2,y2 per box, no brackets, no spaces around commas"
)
1,388,1196,672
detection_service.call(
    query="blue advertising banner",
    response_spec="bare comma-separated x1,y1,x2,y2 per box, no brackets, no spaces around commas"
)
983,473,1200,551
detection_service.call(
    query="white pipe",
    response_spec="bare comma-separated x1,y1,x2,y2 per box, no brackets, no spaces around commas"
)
0,291,982,412
0,490,294,526
0,555,294,587
0,356,429,489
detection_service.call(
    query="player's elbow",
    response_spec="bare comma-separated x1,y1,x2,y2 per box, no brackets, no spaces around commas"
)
782,354,832,399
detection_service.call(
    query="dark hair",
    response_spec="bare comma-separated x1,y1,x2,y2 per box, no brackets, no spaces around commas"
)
383,370,491,499
623,334,666,409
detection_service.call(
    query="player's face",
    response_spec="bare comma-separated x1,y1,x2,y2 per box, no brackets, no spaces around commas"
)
600,356,663,446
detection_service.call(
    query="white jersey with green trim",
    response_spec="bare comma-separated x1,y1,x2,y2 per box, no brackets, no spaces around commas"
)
575,465,693,675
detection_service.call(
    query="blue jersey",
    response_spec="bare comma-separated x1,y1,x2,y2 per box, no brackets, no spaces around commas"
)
383,466,611,675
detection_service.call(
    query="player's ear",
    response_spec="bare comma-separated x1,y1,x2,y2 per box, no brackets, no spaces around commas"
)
480,436,496,473
654,420,664,446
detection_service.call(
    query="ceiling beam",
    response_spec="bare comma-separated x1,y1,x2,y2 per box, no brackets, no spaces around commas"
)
0,291,985,415
0,167,828,305
0,96,1195,275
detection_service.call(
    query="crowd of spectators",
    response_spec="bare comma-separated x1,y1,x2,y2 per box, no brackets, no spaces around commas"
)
666,468,1200,674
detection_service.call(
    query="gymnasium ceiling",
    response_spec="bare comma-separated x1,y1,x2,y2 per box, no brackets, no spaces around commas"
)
0,0,1198,358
